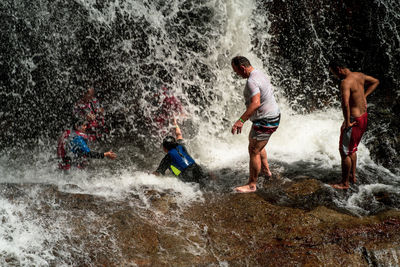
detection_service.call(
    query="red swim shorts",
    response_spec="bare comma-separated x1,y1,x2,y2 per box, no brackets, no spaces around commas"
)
339,112,368,156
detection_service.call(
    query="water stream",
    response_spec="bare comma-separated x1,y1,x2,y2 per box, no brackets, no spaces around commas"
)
1,0,399,265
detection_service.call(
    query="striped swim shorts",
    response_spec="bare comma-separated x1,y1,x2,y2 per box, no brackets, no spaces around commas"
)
250,114,280,141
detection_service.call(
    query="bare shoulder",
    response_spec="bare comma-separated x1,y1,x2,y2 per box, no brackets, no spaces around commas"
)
340,78,352,89
342,72,364,88
347,71,364,80
348,71,378,84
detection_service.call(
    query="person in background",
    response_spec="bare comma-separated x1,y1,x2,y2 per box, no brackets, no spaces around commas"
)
153,119,206,186
231,56,281,193
57,119,116,170
73,87,106,142
329,60,379,189
153,86,186,132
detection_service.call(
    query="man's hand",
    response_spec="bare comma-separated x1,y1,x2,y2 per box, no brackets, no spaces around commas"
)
344,120,357,129
104,150,117,159
86,113,96,121
231,120,244,134
231,94,258,135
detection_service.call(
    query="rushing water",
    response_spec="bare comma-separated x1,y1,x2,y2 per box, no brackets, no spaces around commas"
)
1,0,399,265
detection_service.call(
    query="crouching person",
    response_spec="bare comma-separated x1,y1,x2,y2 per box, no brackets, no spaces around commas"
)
153,119,207,186
57,119,116,170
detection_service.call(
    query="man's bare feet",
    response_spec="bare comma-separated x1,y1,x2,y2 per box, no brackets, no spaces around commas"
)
261,168,272,178
330,183,350,189
349,174,357,184
235,183,257,193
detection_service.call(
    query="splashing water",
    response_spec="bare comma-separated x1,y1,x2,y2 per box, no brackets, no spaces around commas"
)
1,0,399,264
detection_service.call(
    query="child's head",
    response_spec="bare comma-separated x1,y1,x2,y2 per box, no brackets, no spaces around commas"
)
162,136,178,151
73,118,88,132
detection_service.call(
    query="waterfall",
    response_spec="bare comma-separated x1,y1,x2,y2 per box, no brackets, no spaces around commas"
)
0,0,399,265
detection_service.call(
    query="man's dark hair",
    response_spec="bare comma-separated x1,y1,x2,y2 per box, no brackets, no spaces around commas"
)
231,56,251,67
162,136,178,150
328,59,347,71
72,117,88,130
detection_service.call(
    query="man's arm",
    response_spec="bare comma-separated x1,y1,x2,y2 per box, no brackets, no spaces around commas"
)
72,136,116,159
340,81,355,128
364,75,379,98
240,93,261,122
173,118,183,140
153,154,171,175
82,149,116,159
231,93,260,134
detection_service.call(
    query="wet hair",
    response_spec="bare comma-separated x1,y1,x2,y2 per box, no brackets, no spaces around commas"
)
72,117,88,130
328,59,347,71
84,87,95,95
162,136,178,150
231,56,251,68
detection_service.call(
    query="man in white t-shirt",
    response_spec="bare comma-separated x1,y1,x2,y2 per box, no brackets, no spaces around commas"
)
231,56,280,193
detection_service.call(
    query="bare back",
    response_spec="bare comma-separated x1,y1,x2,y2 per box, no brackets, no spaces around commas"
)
341,72,367,117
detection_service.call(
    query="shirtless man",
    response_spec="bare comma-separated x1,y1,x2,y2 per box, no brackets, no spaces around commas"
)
231,56,280,193
329,60,379,189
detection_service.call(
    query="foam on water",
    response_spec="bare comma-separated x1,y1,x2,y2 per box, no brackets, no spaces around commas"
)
61,170,204,207
0,198,56,265
1,0,400,264
335,183,400,215
0,152,203,207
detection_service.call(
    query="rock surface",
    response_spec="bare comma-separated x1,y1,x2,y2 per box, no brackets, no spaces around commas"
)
3,180,399,266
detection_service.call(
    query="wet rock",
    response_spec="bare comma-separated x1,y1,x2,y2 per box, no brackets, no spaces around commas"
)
2,182,400,266
260,178,334,211
374,191,393,205
60,183,84,192
182,194,400,266
149,193,178,214
362,246,400,266
284,178,321,198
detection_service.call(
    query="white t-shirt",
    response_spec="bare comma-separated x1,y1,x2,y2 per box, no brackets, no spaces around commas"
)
243,69,280,121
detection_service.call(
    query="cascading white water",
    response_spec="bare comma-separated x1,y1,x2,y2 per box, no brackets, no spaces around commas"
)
0,0,399,265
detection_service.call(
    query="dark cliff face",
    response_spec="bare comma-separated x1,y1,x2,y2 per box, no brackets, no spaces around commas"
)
1,0,398,172
0,0,221,149
253,0,400,173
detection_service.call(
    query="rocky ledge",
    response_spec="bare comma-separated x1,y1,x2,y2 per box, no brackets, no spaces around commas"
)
1,179,399,266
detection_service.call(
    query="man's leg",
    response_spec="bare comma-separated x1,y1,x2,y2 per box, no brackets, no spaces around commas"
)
235,138,268,193
349,152,357,184
331,150,351,189
260,148,272,177
249,139,269,184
